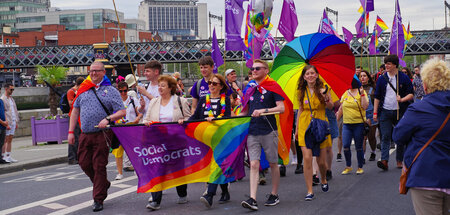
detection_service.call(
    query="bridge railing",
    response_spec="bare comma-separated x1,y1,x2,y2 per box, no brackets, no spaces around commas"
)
0,30,448,69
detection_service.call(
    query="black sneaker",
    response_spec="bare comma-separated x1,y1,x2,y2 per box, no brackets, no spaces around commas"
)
0,158,9,164
279,165,286,177
369,153,376,161
312,174,320,186
390,143,396,149
376,143,381,150
336,153,343,162
200,194,213,208
218,192,230,204
295,165,303,174
241,198,258,211
321,183,329,192
326,170,332,181
264,194,280,206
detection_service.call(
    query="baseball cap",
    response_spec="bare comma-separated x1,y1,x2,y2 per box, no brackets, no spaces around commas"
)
225,69,235,76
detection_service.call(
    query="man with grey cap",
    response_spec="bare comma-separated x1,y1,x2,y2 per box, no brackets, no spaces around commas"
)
225,69,243,98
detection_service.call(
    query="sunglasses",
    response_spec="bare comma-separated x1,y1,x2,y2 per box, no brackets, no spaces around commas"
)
119,90,128,93
208,81,221,86
250,66,266,71
89,70,104,73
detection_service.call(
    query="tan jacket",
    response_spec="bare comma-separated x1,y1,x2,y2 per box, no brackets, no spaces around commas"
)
143,95,191,123
1,94,19,124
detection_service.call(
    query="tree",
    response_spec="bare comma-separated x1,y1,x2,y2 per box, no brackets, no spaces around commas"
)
36,65,68,115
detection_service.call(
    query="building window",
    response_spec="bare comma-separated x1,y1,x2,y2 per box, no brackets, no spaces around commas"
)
93,13,102,28
5,39,9,44
17,16,45,23
12,39,15,44
60,14,86,30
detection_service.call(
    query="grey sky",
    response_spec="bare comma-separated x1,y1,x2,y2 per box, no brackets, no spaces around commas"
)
52,0,446,38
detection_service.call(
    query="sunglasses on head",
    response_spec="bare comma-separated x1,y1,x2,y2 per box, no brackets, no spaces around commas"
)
119,89,128,93
207,81,221,86
250,66,266,71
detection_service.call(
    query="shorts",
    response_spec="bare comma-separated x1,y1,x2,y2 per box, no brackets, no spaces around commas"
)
5,121,16,136
111,145,124,158
247,131,278,163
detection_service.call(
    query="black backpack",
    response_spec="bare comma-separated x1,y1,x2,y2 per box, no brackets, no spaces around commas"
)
60,89,75,114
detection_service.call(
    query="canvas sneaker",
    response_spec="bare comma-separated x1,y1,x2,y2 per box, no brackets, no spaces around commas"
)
241,197,258,211
200,194,213,208
115,174,124,180
321,183,329,192
341,167,353,175
146,202,160,210
336,153,343,162
356,168,364,175
305,193,314,201
264,194,280,206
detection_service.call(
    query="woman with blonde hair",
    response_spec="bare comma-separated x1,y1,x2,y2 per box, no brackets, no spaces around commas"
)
393,59,449,215
294,65,333,201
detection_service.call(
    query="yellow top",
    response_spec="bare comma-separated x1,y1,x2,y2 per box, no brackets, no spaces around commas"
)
297,87,331,148
340,90,368,124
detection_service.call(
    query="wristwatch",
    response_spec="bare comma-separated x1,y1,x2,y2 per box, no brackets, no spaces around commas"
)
264,108,269,113
105,116,111,123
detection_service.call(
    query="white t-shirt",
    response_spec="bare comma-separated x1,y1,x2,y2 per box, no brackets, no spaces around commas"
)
9,97,16,122
159,96,174,123
143,81,160,118
123,96,140,122
383,73,398,110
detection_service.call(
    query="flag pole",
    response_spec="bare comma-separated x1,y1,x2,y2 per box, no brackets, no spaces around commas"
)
395,0,400,120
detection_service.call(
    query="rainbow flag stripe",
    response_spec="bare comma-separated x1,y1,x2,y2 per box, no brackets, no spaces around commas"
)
112,117,250,193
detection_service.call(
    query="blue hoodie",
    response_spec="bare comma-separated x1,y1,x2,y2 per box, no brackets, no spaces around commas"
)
393,90,450,189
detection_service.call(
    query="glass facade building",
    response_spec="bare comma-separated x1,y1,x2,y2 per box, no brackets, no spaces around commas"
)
0,0,50,31
139,0,207,39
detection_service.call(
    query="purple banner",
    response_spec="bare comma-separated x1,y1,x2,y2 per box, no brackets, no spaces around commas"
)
342,27,353,46
278,0,298,42
389,0,405,58
225,0,247,51
211,28,224,73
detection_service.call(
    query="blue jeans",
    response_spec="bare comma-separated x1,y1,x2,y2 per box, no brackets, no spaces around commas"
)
342,123,365,168
379,109,404,162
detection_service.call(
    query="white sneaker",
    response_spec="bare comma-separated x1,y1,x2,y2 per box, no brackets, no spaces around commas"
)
6,156,17,163
115,174,124,180
291,157,298,165
2,156,10,163
148,196,153,203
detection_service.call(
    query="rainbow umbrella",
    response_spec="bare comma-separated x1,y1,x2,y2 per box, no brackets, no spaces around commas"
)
271,33,355,109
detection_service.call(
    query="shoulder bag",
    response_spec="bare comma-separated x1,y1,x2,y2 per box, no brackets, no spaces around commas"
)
347,90,370,136
91,88,121,149
399,112,450,194
304,88,330,156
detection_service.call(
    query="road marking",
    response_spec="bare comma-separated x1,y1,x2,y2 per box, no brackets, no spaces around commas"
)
0,175,137,215
47,186,137,215
25,147,66,151
42,203,67,210
112,183,133,188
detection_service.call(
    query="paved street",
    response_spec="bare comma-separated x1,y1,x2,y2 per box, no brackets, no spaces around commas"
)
0,144,415,215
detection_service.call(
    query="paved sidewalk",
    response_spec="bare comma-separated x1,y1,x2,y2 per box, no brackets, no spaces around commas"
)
0,136,68,175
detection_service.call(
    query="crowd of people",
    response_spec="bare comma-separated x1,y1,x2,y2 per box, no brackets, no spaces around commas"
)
60,54,448,214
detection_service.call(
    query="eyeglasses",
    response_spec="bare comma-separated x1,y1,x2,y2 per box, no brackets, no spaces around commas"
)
119,90,128,93
89,70,104,73
208,81,221,86
250,66,266,71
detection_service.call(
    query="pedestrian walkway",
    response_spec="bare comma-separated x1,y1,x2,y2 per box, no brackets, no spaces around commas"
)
0,136,67,175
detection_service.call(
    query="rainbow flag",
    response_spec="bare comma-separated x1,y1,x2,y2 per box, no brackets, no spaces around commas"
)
111,117,250,193
376,16,389,33
73,75,112,101
242,76,294,165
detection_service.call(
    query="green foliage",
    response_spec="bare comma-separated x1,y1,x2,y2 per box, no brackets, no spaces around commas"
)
36,65,68,85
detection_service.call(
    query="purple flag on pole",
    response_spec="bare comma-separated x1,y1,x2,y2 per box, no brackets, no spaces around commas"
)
355,14,368,38
369,31,377,55
278,0,298,42
389,0,405,59
225,0,247,51
211,28,224,74
342,27,353,46
360,0,374,12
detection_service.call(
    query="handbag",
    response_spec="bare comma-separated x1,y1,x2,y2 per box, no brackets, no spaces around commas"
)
399,112,450,194
347,90,370,136
304,88,330,156
91,88,121,149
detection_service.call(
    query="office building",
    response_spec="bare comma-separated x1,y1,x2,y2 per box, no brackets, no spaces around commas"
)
138,0,207,40
0,0,50,31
